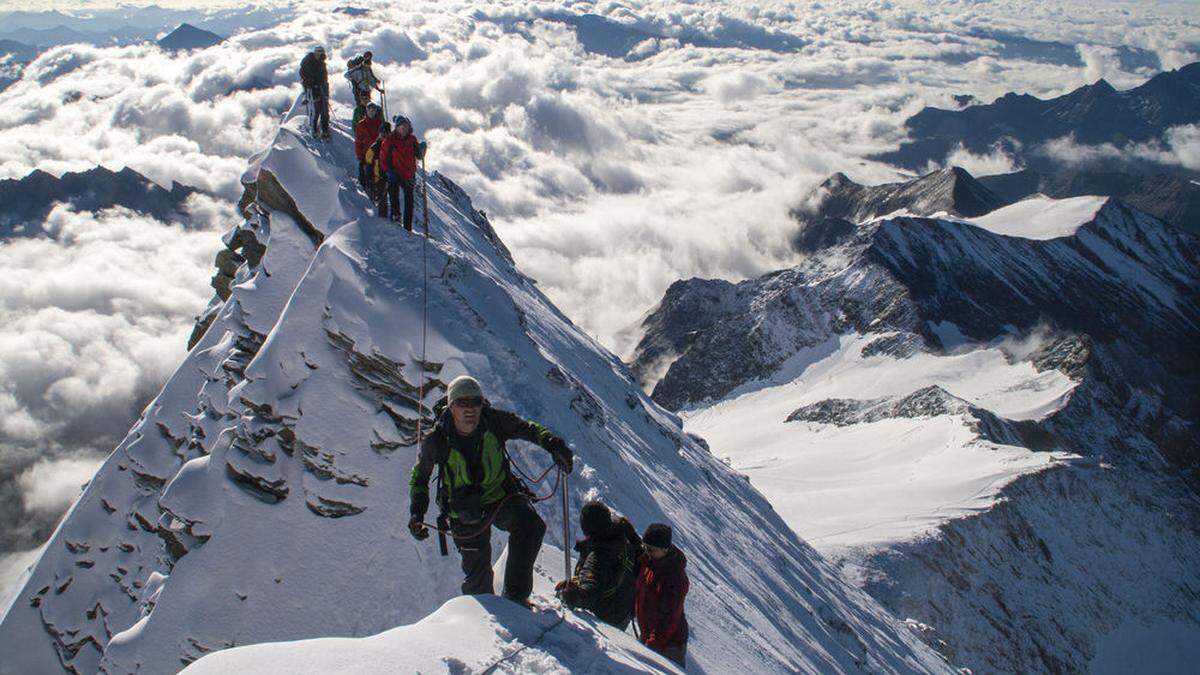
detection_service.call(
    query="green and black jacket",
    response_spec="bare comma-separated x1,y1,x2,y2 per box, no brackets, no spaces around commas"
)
409,405,565,520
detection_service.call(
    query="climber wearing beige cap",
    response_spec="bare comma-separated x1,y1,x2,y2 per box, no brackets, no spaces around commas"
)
408,375,573,607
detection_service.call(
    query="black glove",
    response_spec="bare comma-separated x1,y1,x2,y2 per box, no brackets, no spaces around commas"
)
547,437,573,474
408,516,429,540
417,141,428,160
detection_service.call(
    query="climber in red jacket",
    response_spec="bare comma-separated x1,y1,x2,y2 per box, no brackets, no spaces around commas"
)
354,103,382,191
635,522,689,669
379,115,427,232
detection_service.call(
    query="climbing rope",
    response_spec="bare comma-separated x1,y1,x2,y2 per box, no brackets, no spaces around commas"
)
415,158,431,458
480,611,568,675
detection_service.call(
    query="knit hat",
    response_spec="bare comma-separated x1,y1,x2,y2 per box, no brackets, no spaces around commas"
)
580,501,612,537
642,523,672,549
446,375,483,406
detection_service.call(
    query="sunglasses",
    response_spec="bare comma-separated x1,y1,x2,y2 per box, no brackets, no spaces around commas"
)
452,397,484,409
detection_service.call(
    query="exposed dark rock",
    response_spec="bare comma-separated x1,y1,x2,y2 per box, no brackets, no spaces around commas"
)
305,496,366,518
627,278,738,392
792,167,1004,245
861,332,924,359
224,461,288,503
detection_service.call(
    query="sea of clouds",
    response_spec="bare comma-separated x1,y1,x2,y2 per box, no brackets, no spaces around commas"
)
0,0,1197,594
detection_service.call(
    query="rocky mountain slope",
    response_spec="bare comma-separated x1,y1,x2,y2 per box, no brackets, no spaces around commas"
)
0,96,950,674
629,185,1200,671
875,62,1200,176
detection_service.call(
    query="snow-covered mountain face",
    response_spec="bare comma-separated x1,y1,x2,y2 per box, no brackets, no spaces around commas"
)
630,185,1200,671
0,97,950,674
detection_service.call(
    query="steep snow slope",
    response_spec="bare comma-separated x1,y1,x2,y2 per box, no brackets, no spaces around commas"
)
0,95,949,674
631,194,1200,672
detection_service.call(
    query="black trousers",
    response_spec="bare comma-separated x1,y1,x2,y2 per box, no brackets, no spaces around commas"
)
452,496,546,603
387,175,416,231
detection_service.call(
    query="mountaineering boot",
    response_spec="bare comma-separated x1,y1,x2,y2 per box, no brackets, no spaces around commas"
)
504,595,536,611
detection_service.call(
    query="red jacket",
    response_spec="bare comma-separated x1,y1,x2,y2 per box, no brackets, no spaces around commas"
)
354,116,382,160
380,132,421,181
635,547,689,651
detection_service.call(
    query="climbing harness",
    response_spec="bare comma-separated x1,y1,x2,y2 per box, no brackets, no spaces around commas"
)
420,463,561,543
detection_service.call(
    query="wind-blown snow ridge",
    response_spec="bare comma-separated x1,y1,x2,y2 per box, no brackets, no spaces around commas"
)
0,94,948,674
961,194,1109,240
184,546,681,674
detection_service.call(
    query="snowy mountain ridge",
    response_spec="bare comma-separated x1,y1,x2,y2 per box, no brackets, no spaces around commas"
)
0,95,950,673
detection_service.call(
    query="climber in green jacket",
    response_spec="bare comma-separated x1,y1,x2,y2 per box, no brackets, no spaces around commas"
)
408,375,573,606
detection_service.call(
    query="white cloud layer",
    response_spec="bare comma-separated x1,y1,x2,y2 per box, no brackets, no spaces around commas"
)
16,456,103,515
1039,124,1200,171
0,0,1196,554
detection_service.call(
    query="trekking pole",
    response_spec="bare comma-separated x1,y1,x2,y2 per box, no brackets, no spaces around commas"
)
561,469,571,582
420,156,430,237
437,513,449,557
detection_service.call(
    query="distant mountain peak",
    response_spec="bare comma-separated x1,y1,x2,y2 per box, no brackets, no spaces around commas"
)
792,167,1003,251
158,23,222,51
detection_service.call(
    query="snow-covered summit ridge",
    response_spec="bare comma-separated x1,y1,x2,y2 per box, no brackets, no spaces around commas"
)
0,94,949,674
960,194,1108,240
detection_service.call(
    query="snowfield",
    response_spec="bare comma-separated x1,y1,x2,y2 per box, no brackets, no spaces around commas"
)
962,195,1109,240
683,334,1078,558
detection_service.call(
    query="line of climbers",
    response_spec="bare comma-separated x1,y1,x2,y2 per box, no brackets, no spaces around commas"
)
408,376,691,669
298,46,428,232
299,44,689,670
